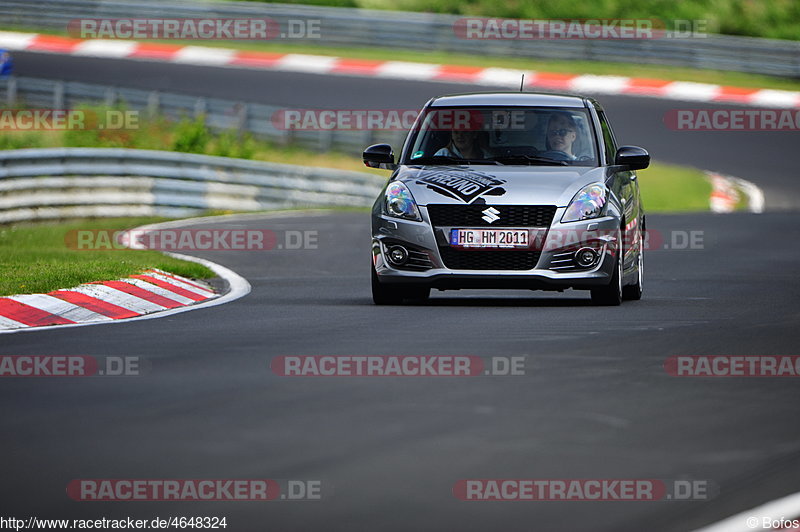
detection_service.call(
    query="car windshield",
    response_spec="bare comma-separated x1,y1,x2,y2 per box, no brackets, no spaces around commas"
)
405,106,598,166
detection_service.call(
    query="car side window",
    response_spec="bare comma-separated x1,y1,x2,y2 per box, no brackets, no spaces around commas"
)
596,110,618,164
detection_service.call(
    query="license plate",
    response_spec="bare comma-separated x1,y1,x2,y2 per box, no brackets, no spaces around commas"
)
450,228,530,249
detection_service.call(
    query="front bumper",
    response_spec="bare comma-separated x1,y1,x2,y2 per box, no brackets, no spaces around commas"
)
372,206,620,291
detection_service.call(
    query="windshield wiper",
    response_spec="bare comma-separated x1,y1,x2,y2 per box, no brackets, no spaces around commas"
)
489,155,569,166
410,155,500,165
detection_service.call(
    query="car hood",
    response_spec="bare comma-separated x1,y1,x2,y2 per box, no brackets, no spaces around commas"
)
394,165,605,207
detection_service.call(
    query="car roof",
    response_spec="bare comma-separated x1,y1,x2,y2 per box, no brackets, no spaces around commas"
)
429,92,589,108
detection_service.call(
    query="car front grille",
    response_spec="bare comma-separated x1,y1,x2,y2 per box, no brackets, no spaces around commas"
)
427,204,557,227
404,249,435,271
438,248,542,270
549,250,580,272
428,204,553,270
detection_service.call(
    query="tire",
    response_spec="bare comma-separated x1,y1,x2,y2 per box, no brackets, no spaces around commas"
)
372,265,404,305
622,234,643,301
372,265,429,305
406,286,431,304
591,250,623,306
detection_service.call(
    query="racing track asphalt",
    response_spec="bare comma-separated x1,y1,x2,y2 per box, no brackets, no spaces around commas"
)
1,51,799,531
1,211,799,531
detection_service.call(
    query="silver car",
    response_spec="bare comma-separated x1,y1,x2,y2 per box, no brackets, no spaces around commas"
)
366,92,648,306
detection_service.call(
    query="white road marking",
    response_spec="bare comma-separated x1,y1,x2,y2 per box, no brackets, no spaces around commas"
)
692,490,800,531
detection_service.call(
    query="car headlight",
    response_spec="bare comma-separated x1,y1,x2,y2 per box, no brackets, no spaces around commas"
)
384,181,421,221
561,184,607,223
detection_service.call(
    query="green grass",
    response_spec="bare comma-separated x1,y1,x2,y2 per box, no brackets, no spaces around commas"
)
4,27,800,92
0,218,214,296
637,162,712,212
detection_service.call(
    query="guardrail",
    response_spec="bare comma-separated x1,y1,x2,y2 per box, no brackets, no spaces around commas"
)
1,0,800,77
0,148,384,223
0,76,408,153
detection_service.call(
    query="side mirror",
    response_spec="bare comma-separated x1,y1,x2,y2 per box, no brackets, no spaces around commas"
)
363,144,396,169
615,146,650,170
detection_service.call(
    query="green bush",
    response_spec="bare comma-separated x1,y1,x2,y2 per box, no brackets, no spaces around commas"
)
172,116,211,154
211,130,257,159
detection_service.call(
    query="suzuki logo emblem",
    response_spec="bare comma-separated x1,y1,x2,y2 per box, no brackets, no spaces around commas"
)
482,207,500,224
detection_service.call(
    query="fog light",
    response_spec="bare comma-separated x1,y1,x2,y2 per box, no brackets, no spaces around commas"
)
387,245,408,265
575,247,598,267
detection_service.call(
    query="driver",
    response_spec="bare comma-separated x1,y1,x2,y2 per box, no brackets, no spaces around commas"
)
435,129,491,160
544,112,579,160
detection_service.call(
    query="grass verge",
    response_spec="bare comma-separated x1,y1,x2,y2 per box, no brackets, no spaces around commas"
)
638,162,712,212
0,217,215,296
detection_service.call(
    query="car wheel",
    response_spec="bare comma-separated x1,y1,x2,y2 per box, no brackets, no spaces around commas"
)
406,286,431,304
591,251,622,306
622,234,643,301
371,265,430,305
371,264,404,305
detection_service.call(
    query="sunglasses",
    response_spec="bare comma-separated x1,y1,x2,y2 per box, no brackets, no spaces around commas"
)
548,128,575,137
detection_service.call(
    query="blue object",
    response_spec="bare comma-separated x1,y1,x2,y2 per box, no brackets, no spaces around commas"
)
0,49,13,77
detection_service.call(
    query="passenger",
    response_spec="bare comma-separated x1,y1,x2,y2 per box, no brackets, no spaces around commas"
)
544,113,579,159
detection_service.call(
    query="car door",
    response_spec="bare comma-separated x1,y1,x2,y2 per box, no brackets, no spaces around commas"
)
594,104,641,269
